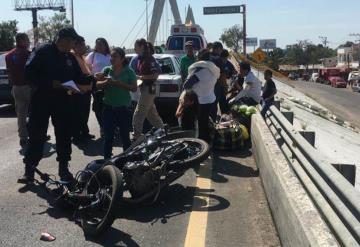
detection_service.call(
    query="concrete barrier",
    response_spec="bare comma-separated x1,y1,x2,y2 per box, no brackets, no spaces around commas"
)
251,113,338,247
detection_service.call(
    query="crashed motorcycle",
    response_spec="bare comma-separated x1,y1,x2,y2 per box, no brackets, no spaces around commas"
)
35,127,210,236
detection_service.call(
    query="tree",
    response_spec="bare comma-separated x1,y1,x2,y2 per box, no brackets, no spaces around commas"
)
264,48,285,70
220,24,243,53
0,20,18,51
37,13,71,43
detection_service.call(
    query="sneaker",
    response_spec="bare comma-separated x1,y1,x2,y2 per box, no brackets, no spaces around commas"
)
17,174,34,184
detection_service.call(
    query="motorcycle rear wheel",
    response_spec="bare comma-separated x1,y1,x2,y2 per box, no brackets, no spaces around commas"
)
81,165,123,236
170,138,210,166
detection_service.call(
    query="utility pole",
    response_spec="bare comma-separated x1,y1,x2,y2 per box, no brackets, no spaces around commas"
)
241,4,246,56
146,0,149,41
71,0,74,28
319,36,328,47
14,0,66,46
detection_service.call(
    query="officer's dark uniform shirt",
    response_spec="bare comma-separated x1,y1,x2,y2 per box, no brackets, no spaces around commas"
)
25,43,85,91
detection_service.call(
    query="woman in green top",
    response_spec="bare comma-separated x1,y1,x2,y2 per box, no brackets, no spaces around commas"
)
96,47,137,158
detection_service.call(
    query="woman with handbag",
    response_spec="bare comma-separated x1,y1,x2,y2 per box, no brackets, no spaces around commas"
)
85,37,111,137
132,42,164,140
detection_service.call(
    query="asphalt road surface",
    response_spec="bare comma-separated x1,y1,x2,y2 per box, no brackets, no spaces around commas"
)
0,105,279,247
284,80,360,129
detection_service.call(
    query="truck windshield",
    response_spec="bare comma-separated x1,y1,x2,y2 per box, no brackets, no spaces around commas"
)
185,37,201,50
168,37,184,51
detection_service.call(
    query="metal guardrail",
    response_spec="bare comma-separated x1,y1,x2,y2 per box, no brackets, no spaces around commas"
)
265,104,360,246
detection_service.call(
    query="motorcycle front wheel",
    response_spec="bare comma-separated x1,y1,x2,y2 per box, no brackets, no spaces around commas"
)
81,165,123,236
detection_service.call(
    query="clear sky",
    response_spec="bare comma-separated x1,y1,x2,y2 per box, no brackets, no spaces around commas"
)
1,0,359,50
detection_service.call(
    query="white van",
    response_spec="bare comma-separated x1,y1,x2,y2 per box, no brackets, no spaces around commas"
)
165,24,207,58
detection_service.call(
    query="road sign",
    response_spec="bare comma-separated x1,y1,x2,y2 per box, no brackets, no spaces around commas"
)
203,5,242,15
260,39,277,49
246,37,258,46
252,48,266,63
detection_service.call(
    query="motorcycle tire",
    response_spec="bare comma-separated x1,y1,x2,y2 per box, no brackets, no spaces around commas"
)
171,138,211,166
81,165,123,236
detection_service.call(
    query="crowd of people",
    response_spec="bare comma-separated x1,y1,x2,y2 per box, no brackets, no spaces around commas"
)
5,27,277,184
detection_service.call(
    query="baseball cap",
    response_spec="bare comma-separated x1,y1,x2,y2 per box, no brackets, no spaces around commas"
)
185,41,193,47
57,27,80,40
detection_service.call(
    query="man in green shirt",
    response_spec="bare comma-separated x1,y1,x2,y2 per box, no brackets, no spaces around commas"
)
180,41,196,82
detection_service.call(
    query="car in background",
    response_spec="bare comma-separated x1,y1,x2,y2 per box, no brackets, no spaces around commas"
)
351,79,360,92
126,53,182,125
329,76,347,88
348,71,360,88
288,72,299,80
310,72,319,82
0,54,13,105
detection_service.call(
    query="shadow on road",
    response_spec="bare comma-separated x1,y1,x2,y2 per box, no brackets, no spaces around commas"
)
18,182,140,246
120,184,230,225
18,141,56,157
210,149,259,183
0,104,16,118
73,138,104,157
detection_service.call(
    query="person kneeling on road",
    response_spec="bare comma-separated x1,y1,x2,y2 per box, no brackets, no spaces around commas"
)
18,27,92,184
229,62,262,106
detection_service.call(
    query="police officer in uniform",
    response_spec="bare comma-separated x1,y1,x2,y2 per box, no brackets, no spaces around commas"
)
18,27,91,184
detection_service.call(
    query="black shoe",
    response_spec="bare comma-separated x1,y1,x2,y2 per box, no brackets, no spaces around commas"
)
59,163,75,183
19,139,28,147
17,174,34,184
81,133,95,140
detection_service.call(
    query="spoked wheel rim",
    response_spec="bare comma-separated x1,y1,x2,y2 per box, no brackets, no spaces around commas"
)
83,182,113,226
172,141,203,161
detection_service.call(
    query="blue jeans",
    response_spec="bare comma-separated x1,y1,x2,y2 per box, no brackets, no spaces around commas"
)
210,82,229,121
103,104,132,159
261,100,273,118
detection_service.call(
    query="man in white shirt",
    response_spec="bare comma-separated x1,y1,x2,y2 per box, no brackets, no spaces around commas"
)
230,62,261,106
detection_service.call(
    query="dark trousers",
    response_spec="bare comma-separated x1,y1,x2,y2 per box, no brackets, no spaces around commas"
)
73,93,91,138
92,90,104,129
198,103,213,143
24,90,73,172
211,82,229,120
103,104,132,159
261,100,273,118
181,106,197,130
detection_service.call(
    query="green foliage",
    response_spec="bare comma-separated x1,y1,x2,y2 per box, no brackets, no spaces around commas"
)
282,40,336,67
37,13,71,43
0,20,18,51
220,24,243,53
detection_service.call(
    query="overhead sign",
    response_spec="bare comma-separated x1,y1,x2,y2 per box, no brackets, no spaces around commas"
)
252,48,266,63
246,37,258,47
203,5,242,15
260,39,277,49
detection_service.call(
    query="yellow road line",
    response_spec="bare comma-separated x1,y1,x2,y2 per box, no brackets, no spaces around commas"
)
184,157,212,247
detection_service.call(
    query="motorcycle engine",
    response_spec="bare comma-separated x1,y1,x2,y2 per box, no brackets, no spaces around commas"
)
123,161,161,198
